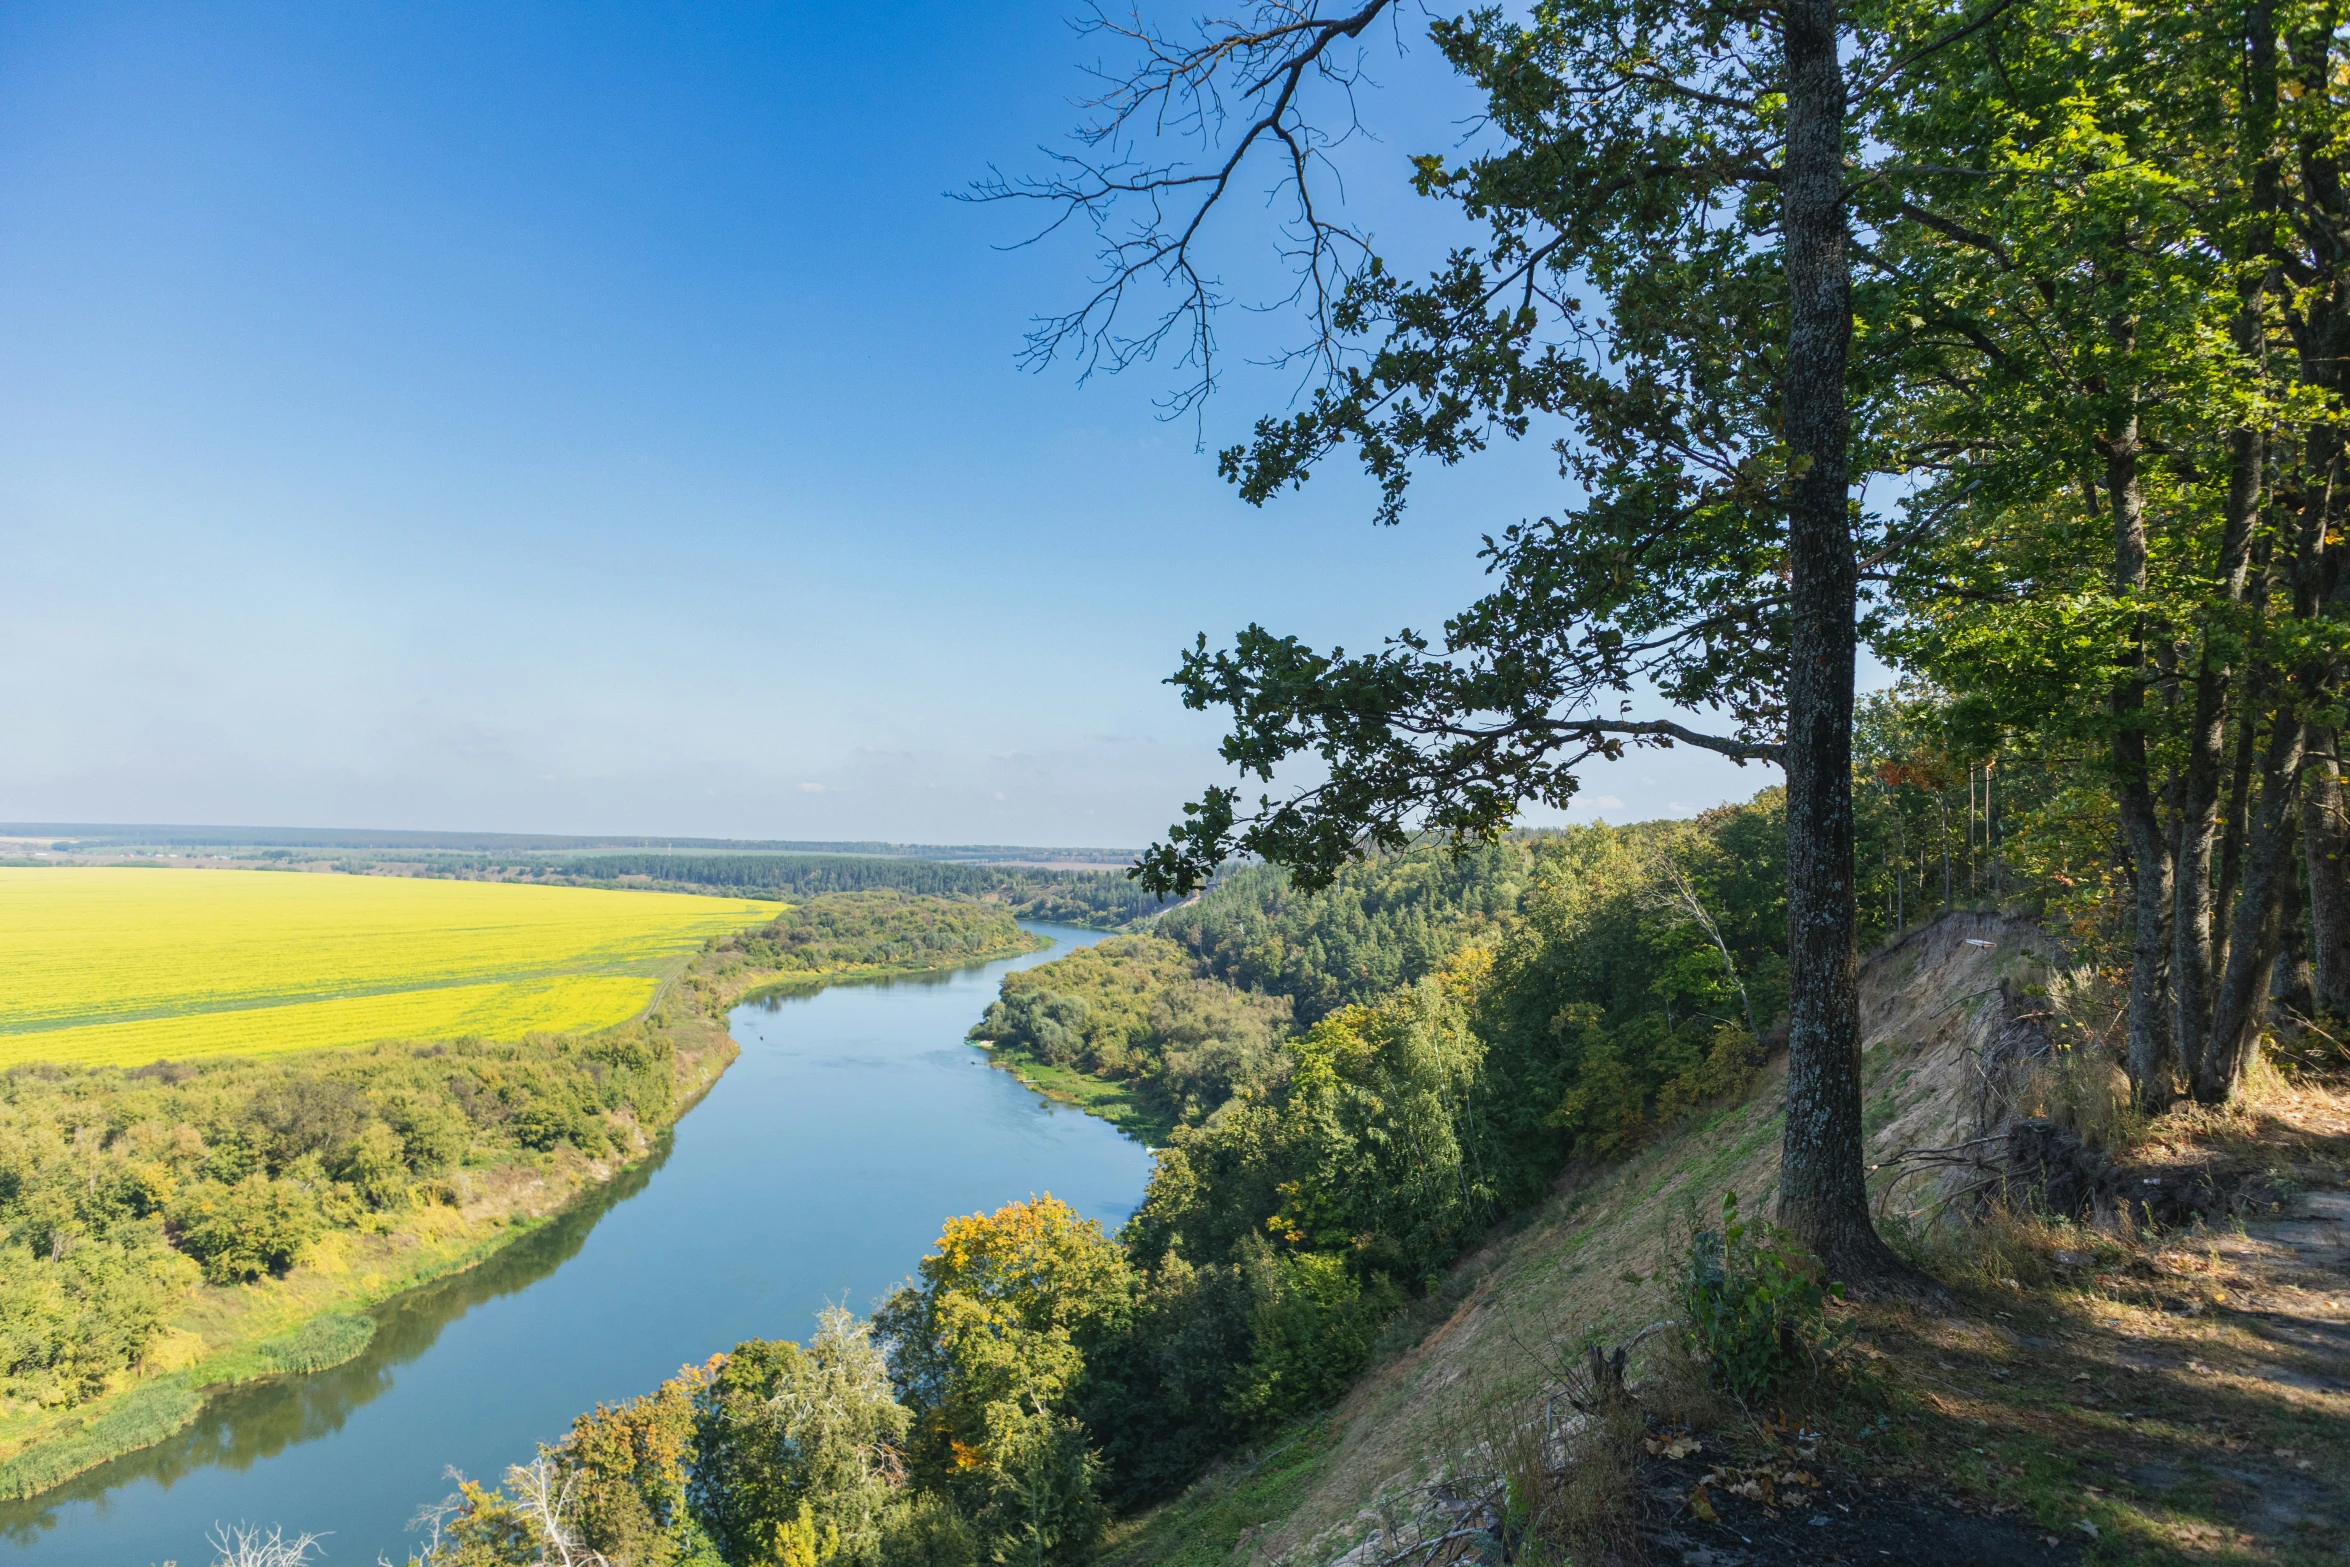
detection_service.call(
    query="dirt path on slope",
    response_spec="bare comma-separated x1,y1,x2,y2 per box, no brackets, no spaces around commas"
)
1835,1079,2350,1565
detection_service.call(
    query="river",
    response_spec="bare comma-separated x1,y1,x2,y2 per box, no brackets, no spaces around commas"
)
0,922,1149,1566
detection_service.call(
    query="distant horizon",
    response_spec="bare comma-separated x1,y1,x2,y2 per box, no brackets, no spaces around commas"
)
0,821,1144,861
1,799,1755,861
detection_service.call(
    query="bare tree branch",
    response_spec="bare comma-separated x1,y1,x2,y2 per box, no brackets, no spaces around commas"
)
966,2,1402,416
210,1523,328,1567
1586,718,1785,763
1645,840,1763,1040
507,1456,610,1567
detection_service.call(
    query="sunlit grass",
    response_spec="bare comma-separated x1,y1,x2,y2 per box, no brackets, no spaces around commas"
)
0,867,778,1066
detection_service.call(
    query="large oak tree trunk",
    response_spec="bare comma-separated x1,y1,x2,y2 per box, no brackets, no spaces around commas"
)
1773,0,1911,1288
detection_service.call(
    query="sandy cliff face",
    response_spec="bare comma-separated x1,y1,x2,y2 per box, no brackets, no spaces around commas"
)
1857,910,2064,1220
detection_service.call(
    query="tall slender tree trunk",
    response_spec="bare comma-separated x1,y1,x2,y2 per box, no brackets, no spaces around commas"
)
1774,0,1910,1288
2280,7,2350,1021
2173,679,2227,1062
2219,694,2263,949
1941,792,1952,907
2305,738,2350,1012
2201,707,2304,1098
1985,762,1997,898
2289,294,2350,1029
2175,405,2267,1072
2180,1,2287,1086
2290,441,2350,1025
2274,844,2317,1016
2108,414,2176,1107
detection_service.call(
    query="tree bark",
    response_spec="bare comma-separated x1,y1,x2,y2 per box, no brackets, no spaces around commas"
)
2200,700,2303,1099
2273,843,2316,1017
2218,696,2262,952
2304,735,2350,1013
2173,410,2265,1078
2180,0,2285,1076
1773,0,1912,1290
2107,414,2177,1107
2280,6,2350,1017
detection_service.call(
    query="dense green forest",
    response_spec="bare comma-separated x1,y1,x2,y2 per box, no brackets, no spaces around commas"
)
681,891,1047,1004
0,1018,689,1413
969,935,1294,1135
0,893,1033,1442
1154,844,1526,1021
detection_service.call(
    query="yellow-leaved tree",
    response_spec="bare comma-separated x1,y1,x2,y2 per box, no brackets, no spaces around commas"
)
874,1197,1130,1567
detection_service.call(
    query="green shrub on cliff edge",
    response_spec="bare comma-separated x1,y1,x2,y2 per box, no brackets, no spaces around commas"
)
1680,1191,1844,1405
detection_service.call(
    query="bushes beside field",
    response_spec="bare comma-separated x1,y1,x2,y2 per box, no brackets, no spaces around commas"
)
0,1021,686,1405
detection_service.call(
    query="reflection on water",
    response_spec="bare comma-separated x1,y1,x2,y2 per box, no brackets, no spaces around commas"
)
0,923,1145,1566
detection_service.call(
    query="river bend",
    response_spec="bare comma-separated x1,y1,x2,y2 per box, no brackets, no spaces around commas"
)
0,922,1147,1565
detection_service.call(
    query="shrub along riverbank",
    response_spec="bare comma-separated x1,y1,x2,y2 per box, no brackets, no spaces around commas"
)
0,889,1042,1499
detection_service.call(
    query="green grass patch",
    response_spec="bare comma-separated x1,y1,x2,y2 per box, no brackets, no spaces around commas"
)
1100,1420,1341,1567
987,1046,1175,1144
255,1312,377,1375
0,1378,204,1500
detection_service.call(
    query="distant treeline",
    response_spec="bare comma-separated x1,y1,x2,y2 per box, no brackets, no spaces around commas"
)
8,824,1137,863
541,854,1175,930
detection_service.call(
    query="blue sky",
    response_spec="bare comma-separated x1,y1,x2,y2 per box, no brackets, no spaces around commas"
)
0,1,1784,847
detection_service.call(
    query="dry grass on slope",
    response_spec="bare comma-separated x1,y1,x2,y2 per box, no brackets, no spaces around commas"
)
1842,1069,2349,1566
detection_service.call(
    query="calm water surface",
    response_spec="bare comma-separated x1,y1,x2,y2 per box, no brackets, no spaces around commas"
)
0,923,1147,1566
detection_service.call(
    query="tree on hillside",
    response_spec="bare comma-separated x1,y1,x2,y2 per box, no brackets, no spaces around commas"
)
1881,0,2350,1107
987,0,2005,1289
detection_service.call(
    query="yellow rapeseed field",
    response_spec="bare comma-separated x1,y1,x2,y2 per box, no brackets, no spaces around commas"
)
0,867,779,1068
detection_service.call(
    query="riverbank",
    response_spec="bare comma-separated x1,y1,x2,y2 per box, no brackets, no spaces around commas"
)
730,935,1052,1004
0,900,1046,1502
974,1043,1173,1144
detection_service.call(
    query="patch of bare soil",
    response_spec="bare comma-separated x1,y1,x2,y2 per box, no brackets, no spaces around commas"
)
1635,1440,2085,1565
